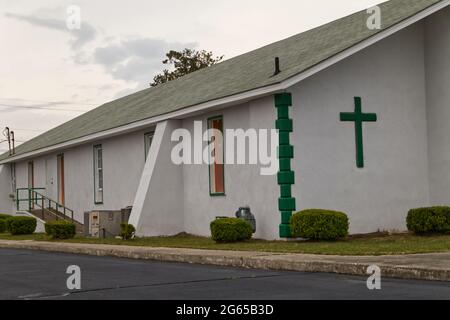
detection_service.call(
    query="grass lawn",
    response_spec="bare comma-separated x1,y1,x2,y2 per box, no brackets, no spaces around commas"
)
1,232,450,256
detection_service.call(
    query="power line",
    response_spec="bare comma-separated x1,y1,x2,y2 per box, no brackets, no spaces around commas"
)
0,97,97,106
8,128,45,132
0,103,87,112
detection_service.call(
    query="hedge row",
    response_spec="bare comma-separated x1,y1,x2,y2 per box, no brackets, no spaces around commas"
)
45,220,76,239
289,206,450,239
0,214,10,233
0,213,12,220
6,216,37,235
291,209,349,240
5,206,450,242
407,207,450,234
210,218,252,243
209,211,348,242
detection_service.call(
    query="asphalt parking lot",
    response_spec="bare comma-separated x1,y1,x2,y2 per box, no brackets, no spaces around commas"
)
1,248,450,300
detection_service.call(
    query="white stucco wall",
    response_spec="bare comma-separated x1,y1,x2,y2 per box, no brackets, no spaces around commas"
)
12,128,152,222
15,161,28,190
130,120,184,236
180,21,432,238
425,6,450,205
0,165,14,213
182,100,279,239
290,22,430,234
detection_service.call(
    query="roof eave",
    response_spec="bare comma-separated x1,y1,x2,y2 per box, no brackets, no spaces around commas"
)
0,82,285,164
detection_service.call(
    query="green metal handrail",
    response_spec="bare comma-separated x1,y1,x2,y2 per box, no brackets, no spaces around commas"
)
16,188,74,221
16,187,45,211
32,190,74,222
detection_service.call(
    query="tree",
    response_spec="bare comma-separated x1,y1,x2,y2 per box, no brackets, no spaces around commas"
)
150,49,224,87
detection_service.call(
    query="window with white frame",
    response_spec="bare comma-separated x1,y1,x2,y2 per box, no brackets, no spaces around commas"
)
93,145,103,204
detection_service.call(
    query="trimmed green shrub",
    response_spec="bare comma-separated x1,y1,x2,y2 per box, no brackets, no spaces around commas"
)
0,214,10,232
5,218,12,232
291,209,349,240
0,213,12,220
406,207,450,234
6,216,37,235
45,220,76,239
120,223,135,240
210,218,252,243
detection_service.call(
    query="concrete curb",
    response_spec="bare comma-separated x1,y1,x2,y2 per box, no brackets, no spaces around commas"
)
1,240,449,282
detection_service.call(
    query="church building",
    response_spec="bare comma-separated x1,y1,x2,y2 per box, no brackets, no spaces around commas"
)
0,0,448,239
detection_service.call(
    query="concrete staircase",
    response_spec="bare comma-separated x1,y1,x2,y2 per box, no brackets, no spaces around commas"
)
16,188,83,234
30,208,84,233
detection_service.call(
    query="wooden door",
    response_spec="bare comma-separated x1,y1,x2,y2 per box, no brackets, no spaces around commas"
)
27,161,34,189
57,154,65,205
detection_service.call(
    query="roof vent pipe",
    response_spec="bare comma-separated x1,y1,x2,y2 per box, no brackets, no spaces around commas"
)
273,57,281,76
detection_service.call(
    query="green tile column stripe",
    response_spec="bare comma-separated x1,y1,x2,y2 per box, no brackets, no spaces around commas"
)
274,93,296,238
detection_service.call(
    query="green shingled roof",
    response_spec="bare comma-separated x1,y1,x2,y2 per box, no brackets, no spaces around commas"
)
2,0,444,161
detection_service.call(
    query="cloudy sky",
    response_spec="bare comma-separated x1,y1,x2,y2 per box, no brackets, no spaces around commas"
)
0,0,384,152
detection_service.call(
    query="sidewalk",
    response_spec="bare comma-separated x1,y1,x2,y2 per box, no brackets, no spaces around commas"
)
1,239,449,282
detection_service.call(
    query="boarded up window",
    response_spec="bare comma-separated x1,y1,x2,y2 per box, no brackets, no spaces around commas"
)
208,116,225,195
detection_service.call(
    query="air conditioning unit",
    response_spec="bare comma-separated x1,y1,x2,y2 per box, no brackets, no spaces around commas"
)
83,207,132,238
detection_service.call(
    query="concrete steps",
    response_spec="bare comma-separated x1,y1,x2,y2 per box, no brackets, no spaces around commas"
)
29,208,84,233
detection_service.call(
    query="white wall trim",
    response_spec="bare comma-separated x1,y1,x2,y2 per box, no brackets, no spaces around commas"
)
1,0,448,165
128,121,167,228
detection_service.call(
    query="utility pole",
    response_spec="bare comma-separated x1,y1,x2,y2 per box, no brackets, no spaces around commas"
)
3,127,11,155
11,131,15,155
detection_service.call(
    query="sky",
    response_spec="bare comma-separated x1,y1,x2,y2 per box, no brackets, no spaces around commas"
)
0,0,384,152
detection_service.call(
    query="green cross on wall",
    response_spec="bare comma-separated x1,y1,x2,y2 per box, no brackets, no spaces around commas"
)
340,97,377,168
